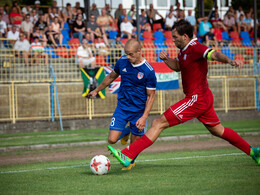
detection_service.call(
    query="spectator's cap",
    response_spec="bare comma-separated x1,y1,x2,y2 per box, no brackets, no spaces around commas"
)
82,39,88,44
35,0,40,4
227,12,234,16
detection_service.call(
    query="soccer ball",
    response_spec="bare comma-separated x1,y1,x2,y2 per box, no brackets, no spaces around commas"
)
90,155,111,175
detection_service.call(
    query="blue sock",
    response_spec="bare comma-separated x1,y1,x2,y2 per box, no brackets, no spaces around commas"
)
117,126,131,142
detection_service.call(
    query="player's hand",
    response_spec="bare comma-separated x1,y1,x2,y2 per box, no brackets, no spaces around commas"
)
136,116,146,131
229,60,244,70
88,90,98,99
159,51,169,61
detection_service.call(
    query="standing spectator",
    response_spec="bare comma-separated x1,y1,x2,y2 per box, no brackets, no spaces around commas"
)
105,4,112,17
34,0,43,16
120,17,136,39
21,5,32,18
146,4,164,30
128,4,136,26
76,39,96,68
89,3,99,20
45,24,61,47
75,2,84,14
9,6,23,27
7,25,19,46
21,14,34,40
32,26,47,46
96,9,114,33
0,14,7,38
114,4,123,24
0,6,9,25
139,9,151,32
31,36,48,65
174,2,182,18
186,10,196,27
62,3,73,24
4,4,10,15
35,14,48,32
71,7,78,24
165,12,177,31
166,5,174,18
197,17,212,38
14,33,30,65
236,6,244,20
51,0,61,16
87,14,109,45
72,14,85,43
204,27,218,46
223,12,237,32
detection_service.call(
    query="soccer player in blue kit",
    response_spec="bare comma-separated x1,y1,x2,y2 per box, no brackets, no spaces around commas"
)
88,39,157,170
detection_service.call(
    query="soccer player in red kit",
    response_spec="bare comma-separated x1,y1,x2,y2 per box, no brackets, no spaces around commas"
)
108,19,260,167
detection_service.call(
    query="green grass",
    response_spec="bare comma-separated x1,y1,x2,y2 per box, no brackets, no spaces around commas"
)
0,148,259,194
0,120,259,147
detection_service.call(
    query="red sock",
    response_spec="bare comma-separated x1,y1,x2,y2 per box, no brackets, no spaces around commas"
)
221,127,251,155
122,134,153,159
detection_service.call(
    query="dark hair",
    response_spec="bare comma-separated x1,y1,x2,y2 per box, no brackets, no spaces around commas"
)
172,19,193,39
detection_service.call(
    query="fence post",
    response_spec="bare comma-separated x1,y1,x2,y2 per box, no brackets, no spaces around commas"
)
224,77,228,113
160,90,163,114
88,98,92,120
253,48,259,111
11,82,15,124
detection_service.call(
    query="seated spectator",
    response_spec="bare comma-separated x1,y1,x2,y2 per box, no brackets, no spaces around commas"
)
0,14,7,38
0,6,9,25
146,4,164,30
89,3,99,19
166,5,174,18
7,25,19,46
9,6,23,27
32,26,47,46
111,34,123,62
178,10,185,21
120,17,136,39
165,12,177,31
87,14,108,45
49,7,60,23
210,12,227,31
105,4,112,17
76,39,96,68
96,9,114,33
236,14,247,33
128,4,136,26
95,36,108,56
30,9,39,25
51,16,63,39
21,5,32,18
34,0,44,16
71,7,78,24
204,27,218,46
76,7,86,21
13,33,30,65
31,36,48,65
75,1,84,14
35,14,48,32
119,9,133,27
114,4,123,25
51,0,61,16
45,24,61,47
62,3,72,24
223,12,237,31
243,12,253,32
236,6,244,20
186,10,196,27
73,14,85,43
139,9,151,31
12,1,21,15
197,17,212,38
21,14,34,40
174,2,182,19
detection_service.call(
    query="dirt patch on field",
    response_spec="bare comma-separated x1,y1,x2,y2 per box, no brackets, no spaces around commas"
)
0,137,259,166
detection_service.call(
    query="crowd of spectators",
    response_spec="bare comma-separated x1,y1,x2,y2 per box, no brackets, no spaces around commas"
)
0,1,259,66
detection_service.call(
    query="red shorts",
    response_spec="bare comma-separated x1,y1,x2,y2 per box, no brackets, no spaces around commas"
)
164,89,220,127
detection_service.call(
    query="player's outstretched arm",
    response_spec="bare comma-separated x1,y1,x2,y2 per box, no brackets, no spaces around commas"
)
159,51,180,72
210,50,244,70
88,71,119,98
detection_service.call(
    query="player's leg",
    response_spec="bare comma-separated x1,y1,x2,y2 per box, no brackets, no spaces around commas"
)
118,126,131,145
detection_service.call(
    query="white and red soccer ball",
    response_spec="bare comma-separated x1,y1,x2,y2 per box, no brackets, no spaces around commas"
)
90,155,110,175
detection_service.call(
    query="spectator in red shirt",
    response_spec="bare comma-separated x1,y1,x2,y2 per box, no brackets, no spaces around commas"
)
9,6,23,26
210,12,227,31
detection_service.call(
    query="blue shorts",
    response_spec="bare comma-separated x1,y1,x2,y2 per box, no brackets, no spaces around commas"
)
109,106,147,137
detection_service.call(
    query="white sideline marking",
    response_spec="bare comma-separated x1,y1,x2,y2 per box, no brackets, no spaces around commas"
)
0,153,245,174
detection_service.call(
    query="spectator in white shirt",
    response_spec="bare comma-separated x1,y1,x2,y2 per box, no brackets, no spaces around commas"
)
21,5,32,17
165,12,177,31
21,14,34,40
120,17,136,39
95,36,108,56
0,14,7,38
31,36,48,65
13,33,30,65
7,25,19,46
76,39,96,68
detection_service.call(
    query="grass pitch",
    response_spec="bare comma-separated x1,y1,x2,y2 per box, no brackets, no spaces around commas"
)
0,149,259,194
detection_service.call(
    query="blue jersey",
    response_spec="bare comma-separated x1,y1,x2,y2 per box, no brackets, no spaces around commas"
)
113,55,157,113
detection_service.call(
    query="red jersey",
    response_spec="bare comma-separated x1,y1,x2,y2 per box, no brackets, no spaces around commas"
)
177,38,210,96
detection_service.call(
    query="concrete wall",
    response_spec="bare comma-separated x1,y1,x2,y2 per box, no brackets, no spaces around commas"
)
0,110,259,134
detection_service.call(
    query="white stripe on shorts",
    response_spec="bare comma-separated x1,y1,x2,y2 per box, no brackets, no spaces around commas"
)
173,95,198,116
